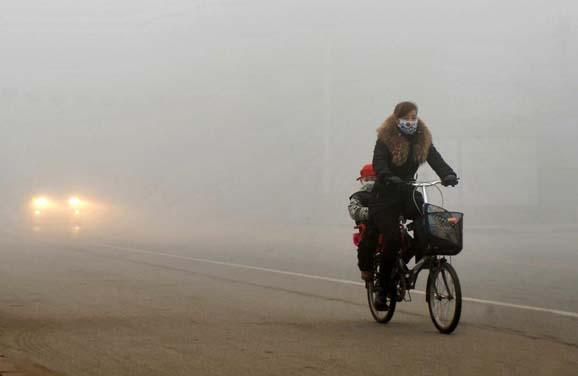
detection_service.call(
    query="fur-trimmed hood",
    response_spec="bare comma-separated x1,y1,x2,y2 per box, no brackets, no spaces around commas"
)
376,116,432,167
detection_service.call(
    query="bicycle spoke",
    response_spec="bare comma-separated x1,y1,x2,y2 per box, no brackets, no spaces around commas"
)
431,267,456,326
441,269,454,300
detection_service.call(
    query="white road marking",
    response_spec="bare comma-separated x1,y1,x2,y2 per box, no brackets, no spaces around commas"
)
92,242,578,319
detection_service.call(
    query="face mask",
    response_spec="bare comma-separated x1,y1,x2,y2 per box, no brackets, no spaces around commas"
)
360,178,375,185
398,118,419,135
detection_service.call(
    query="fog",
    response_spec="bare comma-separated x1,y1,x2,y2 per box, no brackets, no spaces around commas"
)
1,0,577,239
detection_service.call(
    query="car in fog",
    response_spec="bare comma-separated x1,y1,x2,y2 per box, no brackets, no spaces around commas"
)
30,195,88,233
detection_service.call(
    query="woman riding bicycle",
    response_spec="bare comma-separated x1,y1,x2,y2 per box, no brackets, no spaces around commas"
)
369,101,458,309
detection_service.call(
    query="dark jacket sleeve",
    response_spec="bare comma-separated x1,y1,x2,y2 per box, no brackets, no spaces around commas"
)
372,140,393,183
427,144,456,178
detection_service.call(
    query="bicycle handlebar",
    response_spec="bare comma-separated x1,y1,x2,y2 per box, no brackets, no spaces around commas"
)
386,178,459,188
409,180,442,188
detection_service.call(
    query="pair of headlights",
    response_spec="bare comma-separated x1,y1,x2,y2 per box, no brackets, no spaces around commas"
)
32,196,83,210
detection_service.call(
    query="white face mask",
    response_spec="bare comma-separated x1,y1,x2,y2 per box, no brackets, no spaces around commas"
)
360,178,375,185
398,118,419,135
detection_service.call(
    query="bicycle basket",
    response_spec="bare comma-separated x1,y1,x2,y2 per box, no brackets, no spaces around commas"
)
415,204,463,256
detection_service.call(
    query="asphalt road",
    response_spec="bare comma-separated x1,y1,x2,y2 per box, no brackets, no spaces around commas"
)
0,230,577,376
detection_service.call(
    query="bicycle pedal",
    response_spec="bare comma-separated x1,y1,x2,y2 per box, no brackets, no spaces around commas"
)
404,290,412,302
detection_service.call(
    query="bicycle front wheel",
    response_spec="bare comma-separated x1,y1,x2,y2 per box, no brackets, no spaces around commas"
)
426,261,462,334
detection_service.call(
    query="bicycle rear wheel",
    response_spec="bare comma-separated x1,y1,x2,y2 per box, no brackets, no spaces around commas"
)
426,261,462,334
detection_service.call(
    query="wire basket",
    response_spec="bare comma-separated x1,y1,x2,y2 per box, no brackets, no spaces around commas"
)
416,204,463,256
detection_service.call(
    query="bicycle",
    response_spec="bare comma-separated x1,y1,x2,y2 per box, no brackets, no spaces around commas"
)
357,180,464,334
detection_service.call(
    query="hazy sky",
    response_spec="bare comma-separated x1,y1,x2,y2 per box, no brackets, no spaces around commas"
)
1,0,577,229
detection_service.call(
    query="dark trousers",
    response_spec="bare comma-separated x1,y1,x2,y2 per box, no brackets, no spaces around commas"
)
369,187,424,284
357,224,378,272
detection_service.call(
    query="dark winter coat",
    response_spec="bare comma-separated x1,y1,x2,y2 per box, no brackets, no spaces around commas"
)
371,116,456,206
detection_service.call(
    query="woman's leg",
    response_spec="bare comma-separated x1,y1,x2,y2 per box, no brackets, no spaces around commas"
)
403,189,424,219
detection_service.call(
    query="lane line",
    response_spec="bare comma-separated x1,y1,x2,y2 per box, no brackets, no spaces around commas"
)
91,242,578,319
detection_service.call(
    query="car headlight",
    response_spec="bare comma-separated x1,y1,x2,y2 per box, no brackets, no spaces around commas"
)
32,196,50,209
68,196,81,208
31,196,52,217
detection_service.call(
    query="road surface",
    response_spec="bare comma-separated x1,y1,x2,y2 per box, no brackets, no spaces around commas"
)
0,230,576,375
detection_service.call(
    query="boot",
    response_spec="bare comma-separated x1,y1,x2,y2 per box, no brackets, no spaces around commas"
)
373,287,389,311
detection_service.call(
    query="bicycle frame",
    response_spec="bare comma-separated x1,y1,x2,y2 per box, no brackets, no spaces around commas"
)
391,180,449,300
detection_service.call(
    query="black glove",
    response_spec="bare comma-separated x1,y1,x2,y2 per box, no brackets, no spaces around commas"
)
385,176,404,185
442,174,459,187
